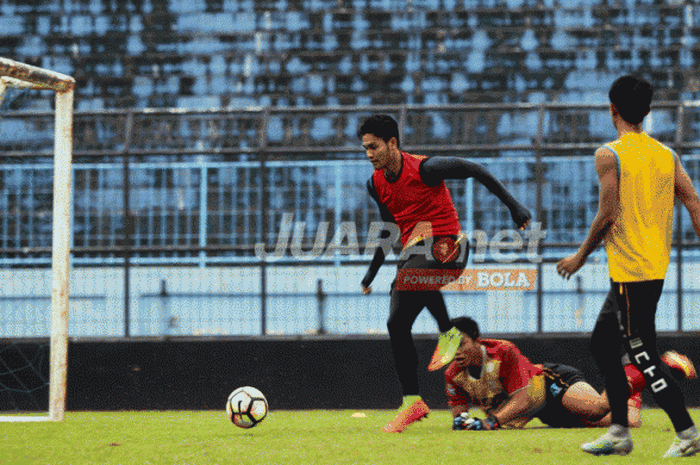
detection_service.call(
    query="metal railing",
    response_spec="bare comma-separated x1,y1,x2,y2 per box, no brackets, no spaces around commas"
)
1,102,700,337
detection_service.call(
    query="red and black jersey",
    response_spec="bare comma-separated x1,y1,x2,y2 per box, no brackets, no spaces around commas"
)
371,152,460,247
444,339,543,427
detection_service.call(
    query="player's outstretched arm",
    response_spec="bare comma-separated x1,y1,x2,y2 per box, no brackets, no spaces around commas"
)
420,156,531,230
674,154,700,239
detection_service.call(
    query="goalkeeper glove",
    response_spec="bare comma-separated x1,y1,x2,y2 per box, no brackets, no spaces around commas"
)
453,413,500,431
453,414,468,430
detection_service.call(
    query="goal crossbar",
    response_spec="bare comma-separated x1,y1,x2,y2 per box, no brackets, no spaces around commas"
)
0,57,75,422
0,57,74,92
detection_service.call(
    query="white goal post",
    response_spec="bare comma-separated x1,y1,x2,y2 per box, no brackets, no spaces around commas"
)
0,57,75,422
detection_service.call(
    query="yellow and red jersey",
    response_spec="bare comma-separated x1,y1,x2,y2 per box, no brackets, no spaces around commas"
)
444,339,544,428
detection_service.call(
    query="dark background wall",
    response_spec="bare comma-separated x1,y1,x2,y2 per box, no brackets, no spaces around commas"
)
66,334,700,410
1,334,697,412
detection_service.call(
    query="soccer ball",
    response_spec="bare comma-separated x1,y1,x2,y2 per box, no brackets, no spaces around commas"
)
226,386,268,428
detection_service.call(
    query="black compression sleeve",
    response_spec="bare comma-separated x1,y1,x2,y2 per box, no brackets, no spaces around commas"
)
420,156,532,228
363,178,394,287
361,246,385,288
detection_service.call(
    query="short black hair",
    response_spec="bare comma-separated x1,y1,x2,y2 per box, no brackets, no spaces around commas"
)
609,75,653,125
452,316,480,340
357,114,400,148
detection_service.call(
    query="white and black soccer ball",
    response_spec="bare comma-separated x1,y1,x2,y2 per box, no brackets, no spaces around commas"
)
226,386,268,429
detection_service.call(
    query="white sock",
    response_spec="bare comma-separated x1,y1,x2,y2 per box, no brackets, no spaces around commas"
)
608,423,630,438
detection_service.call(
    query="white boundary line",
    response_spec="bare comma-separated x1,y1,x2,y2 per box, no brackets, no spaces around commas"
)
0,416,52,422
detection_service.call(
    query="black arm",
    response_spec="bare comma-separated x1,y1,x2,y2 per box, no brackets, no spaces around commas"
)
362,178,395,288
420,156,532,229
361,246,386,289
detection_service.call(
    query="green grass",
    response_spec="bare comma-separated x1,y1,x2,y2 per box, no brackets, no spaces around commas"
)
0,409,697,464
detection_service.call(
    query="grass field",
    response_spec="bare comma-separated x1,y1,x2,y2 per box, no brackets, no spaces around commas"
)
1,409,698,464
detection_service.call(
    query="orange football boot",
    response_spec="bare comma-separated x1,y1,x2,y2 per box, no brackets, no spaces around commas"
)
382,398,430,433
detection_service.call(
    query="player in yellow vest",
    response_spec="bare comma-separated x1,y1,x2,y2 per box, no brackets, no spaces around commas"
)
557,75,700,458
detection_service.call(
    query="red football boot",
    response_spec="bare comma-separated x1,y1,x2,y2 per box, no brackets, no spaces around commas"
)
382,398,430,433
662,351,697,380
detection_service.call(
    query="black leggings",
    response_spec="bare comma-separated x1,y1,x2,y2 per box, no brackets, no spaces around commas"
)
590,280,693,431
387,237,469,396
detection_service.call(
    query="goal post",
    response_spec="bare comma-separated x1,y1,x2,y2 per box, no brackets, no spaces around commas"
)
0,57,75,422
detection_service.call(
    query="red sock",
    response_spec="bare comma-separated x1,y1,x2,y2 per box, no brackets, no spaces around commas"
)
625,363,646,395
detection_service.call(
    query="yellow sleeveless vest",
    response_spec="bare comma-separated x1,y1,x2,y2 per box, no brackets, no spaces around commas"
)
604,132,675,282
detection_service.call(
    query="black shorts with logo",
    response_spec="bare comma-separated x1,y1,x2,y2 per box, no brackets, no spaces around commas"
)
535,363,588,428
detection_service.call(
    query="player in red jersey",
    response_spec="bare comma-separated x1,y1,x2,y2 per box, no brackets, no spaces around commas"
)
446,316,649,430
357,114,532,433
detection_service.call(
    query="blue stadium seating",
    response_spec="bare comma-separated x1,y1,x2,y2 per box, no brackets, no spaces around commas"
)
4,0,700,262
1,0,698,111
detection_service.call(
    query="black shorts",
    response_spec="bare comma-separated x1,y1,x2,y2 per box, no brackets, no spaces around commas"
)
535,363,588,428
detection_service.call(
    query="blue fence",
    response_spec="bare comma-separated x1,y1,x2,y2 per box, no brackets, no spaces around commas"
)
3,154,700,266
2,103,700,337
0,156,649,266
0,158,699,337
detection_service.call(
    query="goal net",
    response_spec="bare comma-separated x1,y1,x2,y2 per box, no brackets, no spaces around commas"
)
0,57,74,422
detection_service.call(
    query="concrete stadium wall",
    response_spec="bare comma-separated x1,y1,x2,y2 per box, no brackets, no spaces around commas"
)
2,335,698,413
3,263,700,339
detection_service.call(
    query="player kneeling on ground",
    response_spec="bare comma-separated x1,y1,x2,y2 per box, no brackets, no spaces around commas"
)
445,317,695,431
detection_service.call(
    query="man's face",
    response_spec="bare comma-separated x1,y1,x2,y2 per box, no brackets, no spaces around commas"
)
453,334,482,370
362,133,395,171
